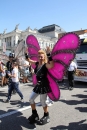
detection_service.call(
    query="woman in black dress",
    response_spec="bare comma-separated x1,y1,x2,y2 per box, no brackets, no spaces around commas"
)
27,49,54,125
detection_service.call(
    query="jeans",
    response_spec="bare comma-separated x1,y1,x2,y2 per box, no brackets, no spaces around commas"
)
8,82,23,100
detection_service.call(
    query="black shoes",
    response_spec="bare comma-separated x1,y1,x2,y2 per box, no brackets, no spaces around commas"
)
28,112,50,125
28,113,39,124
40,114,50,125
69,87,73,90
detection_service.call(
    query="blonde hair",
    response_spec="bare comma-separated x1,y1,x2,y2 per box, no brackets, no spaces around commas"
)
38,49,48,63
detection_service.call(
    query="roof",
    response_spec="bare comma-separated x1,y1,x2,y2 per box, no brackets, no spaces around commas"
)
38,24,65,33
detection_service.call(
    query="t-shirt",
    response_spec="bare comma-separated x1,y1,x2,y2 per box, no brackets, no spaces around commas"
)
68,61,77,71
12,68,19,82
23,60,29,70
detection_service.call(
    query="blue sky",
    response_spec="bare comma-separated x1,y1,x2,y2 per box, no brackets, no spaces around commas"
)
0,0,87,33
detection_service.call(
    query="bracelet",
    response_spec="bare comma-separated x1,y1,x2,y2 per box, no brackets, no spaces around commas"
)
47,53,53,61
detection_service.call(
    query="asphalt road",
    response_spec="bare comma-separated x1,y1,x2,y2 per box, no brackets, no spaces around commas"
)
0,79,87,130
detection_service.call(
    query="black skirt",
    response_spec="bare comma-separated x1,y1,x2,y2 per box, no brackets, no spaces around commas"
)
33,81,51,94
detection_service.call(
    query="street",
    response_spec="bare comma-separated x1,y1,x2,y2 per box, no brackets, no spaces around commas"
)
0,79,87,130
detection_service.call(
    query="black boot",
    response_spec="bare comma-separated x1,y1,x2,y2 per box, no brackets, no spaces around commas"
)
28,110,39,124
40,112,50,125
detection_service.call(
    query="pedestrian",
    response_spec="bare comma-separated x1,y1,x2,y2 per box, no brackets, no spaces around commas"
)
22,57,30,83
0,60,7,87
67,60,77,90
5,53,16,94
4,58,23,103
26,49,54,125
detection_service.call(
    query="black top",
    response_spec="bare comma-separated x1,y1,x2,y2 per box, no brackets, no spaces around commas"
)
5,61,13,79
6,61,13,72
33,62,51,94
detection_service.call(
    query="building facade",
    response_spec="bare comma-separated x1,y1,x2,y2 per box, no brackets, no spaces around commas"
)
0,24,65,55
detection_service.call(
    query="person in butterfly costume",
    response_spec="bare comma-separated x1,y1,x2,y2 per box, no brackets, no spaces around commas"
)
26,33,80,125
25,48,53,125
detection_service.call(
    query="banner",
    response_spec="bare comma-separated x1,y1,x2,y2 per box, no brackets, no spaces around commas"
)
3,42,6,53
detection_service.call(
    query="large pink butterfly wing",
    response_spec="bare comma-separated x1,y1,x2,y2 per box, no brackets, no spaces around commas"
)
47,73,60,101
26,35,40,69
47,33,80,101
26,35,40,85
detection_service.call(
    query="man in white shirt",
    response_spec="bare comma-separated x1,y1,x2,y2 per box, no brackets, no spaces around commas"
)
67,60,77,90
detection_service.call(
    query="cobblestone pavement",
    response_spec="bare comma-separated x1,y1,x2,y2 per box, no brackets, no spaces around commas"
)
0,80,87,130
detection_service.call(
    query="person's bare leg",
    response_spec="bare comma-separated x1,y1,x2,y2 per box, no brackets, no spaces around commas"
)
31,103,36,110
4,77,7,85
43,105,48,113
1,77,4,86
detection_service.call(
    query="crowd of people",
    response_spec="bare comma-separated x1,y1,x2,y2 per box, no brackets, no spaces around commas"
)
0,53,30,87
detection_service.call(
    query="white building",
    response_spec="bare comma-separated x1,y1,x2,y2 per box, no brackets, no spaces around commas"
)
0,24,66,55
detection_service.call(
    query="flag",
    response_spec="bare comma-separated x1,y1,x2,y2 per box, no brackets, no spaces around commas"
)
3,42,6,53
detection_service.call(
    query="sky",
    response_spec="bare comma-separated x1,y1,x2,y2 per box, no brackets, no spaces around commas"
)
0,0,87,33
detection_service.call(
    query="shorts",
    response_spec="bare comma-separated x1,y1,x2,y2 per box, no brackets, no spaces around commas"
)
21,68,30,77
1,72,6,77
24,69,30,77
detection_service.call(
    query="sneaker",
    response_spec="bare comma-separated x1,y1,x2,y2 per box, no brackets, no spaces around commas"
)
69,87,73,90
71,87,73,90
4,99,10,103
21,98,24,102
46,100,49,103
47,102,53,107
69,87,71,90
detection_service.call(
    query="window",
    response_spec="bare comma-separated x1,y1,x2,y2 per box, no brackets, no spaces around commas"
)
10,42,11,46
76,44,87,53
76,39,87,53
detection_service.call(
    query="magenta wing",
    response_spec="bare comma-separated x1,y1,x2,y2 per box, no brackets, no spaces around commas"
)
26,35,40,69
26,35,40,85
47,33,80,101
47,73,60,101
